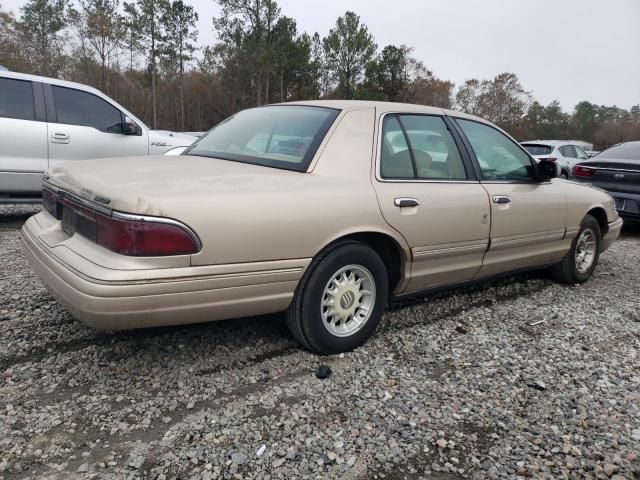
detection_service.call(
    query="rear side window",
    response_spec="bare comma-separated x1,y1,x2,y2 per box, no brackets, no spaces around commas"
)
0,78,35,121
522,144,553,156
559,145,577,158
457,119,535,181
380,114,467,180
52,86,123,133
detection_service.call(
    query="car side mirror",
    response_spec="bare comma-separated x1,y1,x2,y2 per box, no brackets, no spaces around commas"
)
536,159,557,181
122,117,141,136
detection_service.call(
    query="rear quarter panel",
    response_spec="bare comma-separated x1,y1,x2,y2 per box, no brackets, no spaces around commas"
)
563,181,617,236
185,107,409,267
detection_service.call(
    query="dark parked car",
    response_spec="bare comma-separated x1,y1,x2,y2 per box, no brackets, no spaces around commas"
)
572,141,640,220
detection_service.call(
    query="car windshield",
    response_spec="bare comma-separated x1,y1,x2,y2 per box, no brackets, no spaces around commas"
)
596,142,640,161
521,144,553,156
185,105,340,171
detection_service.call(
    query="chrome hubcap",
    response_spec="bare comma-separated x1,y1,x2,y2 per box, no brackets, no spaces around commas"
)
575,228,597,274
321,264,376,337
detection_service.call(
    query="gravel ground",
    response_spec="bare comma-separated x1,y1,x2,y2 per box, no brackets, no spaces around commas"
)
0,204,639,480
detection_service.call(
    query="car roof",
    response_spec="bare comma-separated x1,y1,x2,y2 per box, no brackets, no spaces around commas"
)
521,140,593,148
0,70,109,98
521,140,568,147
280,99,490,124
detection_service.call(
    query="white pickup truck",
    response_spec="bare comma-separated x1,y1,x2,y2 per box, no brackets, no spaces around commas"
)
0,71,198,203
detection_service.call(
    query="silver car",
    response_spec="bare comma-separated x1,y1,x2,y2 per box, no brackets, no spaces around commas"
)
0,71,198,203
521,140,591,179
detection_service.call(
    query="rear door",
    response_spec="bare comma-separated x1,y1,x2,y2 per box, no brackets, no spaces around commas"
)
373,113,491,292
0,77,48,196
46,84,148,168
454,118,568,277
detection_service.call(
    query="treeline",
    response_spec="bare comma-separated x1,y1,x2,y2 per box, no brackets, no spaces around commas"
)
1,0,638,149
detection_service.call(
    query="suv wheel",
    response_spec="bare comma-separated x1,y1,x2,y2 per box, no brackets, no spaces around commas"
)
286,241,388,354
550,214,601,284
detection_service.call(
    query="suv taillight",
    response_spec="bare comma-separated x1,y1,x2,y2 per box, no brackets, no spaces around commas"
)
572,165,596,177
43,188,200,256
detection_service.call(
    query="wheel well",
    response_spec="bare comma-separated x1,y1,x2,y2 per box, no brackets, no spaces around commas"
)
587,207,608,235
331,232,405,293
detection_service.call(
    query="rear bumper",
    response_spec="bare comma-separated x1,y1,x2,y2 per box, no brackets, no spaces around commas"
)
601,217,623,252
611,192,640,220
572,181,640,219
21,215,306,330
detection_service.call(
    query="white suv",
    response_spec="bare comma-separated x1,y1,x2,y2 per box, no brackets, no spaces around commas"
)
521,140,590,179
0,71,198,203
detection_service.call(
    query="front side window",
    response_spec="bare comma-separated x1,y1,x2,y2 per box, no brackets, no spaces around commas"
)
456,119,535,181
52,86,123,133
574,146,589,160
0,78,35,121
186,106,339,172
380,114,467,180
559,145,577,158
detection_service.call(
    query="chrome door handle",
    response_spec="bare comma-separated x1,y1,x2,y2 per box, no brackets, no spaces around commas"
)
51,132,70,144
493,195,512,204
394,197,420,208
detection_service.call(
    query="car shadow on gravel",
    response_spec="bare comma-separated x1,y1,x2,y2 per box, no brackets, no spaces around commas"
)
0,205,41,230
620,221,640,238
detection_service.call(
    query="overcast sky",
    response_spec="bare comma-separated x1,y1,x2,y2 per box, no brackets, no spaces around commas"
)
3,0,639,111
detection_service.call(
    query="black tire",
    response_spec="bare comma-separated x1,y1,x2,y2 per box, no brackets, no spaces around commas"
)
285,241,388,355
560,170,569,179
550,214,601,284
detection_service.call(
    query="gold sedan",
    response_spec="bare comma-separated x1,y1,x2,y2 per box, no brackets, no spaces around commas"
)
21,101,623,354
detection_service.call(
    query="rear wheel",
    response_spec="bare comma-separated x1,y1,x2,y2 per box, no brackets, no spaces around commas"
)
550,214,601,284
560,170,569,179
286,241,388,354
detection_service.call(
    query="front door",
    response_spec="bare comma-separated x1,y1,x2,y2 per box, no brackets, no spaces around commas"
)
0,77,48,195
47,85,147,170
373,113,491,292
454,118,568,278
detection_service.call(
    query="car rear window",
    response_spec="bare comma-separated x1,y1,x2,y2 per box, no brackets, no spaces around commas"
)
185,105,340,172
521,144,553,156
596,143,640,160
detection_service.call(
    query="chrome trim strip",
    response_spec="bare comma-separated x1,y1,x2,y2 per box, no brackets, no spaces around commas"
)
585,167,640,173
58,189,112,215
412,243,487,258
112,210,203,252
42,181,60,194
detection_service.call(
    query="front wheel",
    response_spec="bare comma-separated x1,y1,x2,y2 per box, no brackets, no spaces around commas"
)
286,241,388,354
550,214,601,284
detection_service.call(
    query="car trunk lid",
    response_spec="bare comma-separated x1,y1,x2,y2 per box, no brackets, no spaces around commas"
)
576,159,640,195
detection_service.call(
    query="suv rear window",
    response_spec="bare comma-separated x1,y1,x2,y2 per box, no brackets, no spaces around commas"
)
186,106,339,172
0,78,35,121
521,144,553,156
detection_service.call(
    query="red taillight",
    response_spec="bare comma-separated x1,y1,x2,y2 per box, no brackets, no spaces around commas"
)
572,165,596,177
42,188,61,218
95,213,200,256
44,189,200,256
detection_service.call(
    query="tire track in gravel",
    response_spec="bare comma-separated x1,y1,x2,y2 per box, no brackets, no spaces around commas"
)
0,274,552,372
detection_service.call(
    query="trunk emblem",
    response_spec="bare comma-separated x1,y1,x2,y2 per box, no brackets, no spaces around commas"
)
614,174,625,180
